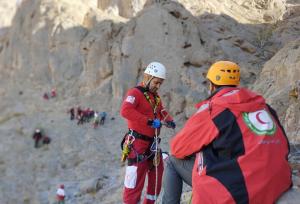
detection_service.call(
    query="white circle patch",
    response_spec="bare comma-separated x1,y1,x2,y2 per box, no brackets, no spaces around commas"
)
243,109,276,135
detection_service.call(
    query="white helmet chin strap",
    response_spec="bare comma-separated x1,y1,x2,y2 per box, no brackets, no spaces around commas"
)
145,76,154,90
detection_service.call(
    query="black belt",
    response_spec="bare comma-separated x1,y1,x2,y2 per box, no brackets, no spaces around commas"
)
128,129,154,142
120,130,154,151
127,154,148,165
127,152,156,166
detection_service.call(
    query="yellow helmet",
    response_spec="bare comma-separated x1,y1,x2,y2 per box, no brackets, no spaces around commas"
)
206,61,240,85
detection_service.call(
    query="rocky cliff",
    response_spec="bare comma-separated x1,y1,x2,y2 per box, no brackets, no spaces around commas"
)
0,0,299,203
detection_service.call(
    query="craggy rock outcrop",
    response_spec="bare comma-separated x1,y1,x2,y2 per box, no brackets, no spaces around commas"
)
253,39,300,142
0,0,299,203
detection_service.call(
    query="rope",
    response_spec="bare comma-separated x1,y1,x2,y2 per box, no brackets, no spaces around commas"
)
188,193,193,204
154,127,159,203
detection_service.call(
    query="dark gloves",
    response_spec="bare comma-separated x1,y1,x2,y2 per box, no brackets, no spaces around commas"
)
147,119,162,128
166,121,176,129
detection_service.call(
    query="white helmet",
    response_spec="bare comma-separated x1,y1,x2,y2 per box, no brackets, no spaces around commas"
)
144,62,166,79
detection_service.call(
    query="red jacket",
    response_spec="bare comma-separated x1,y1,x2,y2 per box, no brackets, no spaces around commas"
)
171,87,291,204
120,85,172,154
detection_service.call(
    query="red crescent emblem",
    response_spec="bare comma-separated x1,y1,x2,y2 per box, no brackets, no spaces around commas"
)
255,112,268,124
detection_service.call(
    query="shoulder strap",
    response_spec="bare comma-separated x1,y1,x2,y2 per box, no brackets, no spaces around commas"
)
135,86,160,116
135,86,148,93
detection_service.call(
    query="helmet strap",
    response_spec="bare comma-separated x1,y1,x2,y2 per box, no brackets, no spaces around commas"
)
144,76,154,91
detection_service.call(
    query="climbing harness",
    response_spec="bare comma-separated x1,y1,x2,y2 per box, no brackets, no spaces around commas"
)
121,133,135,163
135,86,160,117
127,129,154,142
143,91,160,115
120,129,157,165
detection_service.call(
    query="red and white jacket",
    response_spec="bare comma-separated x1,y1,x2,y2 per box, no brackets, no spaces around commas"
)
56,187,65,201
171,87,291,204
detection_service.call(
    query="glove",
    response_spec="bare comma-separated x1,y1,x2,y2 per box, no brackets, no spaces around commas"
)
166,121,176,129
147,119,162,129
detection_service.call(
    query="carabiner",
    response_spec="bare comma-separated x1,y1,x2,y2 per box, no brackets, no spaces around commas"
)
127,130,135,144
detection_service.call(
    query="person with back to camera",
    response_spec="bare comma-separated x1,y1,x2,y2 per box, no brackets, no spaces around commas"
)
162,61,292,204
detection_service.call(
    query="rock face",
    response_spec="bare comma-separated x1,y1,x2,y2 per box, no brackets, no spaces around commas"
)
0,0,299,203
0,1,17,28
253,39,300,143
98,0,147,18
177,0,287,23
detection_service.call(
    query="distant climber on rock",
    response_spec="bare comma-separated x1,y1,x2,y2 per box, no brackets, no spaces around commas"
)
93,111,100,128
76,106,82,119
42,135,51,145
120,61,175,204
32,128,51,148
51,88,57,98
77,112,84,125
162,61,292,204
100,111,107,125
56,184,65,204
88,108,95,122
43,93,49,100
68,107,75,120
32,129,42,148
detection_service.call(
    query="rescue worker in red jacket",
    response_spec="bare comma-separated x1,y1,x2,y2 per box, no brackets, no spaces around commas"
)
56,184,65,204
120,61,176,204
162,61,292,204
